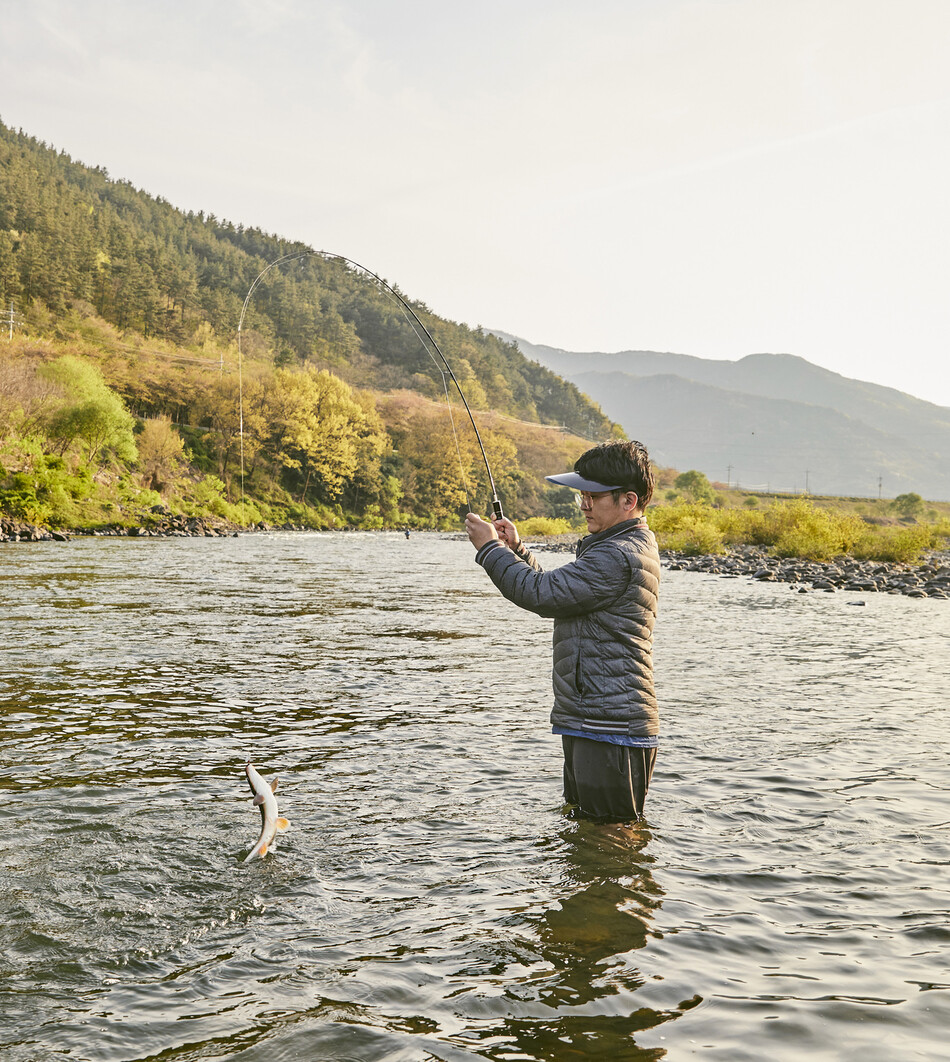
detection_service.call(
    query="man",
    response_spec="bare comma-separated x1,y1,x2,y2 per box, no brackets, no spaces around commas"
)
465,439,660,823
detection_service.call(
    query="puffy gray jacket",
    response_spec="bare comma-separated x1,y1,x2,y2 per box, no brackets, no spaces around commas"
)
475,518,660,738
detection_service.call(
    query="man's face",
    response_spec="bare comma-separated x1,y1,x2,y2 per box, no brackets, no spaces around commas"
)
577,490,639,534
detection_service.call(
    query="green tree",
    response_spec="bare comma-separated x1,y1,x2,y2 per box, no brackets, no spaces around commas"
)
892,492,924,519
674,469,714,504
259,366,386,502
39,355,137,463
137,415,187,492
398,421,471,523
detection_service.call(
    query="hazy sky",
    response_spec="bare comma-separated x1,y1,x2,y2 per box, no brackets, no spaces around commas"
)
3,0,950,406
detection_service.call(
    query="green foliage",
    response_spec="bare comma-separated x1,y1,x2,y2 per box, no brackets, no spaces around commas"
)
542,486,584,524
187,475,230,513
0,119,626,530
761,500,864,561
1,331,601,530
0,478,51,523
255,367,387,503
852,524,934,564
375,393,514,527
673,500,910,563
675,521,726,555
38,355,137,463
518,517,575,536
651,499,878,562
132,488,163,510
137,415,187,491
357,504,386,531
673,470,714,504
892,492,924,518
0,448,98,526
649,503,726,555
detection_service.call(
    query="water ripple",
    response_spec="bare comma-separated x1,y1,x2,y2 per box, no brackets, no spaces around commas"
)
1,534,948,1060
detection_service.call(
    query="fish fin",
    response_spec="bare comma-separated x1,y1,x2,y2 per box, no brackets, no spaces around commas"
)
259,842,268,857
270,778,279,793
276,817,290,832
252,794,265,806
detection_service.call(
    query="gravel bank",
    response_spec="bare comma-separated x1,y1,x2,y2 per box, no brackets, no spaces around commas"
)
527,536,950,599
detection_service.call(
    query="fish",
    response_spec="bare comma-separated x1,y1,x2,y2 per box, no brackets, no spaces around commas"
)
243,761,290,862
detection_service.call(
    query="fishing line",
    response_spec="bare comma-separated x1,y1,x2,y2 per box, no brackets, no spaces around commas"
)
236,251,504,521
436,365,473,510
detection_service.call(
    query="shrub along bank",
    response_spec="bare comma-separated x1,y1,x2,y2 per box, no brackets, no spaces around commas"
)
648,498,950,566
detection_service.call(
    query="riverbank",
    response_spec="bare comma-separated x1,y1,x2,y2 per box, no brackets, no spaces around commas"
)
0,514,238,542
526,535,950,598
5,518,949,599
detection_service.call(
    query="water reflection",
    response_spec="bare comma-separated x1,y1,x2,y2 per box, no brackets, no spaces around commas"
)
468,821,677,1062
545,824,652,947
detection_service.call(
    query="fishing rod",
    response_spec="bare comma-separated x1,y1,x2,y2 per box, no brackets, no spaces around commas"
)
236,250,504,521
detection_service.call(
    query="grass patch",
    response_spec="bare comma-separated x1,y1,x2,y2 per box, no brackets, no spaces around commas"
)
649,498,949,564
519,516,577,536
649,504,726,555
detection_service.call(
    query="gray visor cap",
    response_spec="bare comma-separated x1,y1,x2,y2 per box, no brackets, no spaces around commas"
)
545,471,626,492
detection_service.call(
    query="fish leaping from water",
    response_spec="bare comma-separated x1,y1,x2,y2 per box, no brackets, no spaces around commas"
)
243,762,290,862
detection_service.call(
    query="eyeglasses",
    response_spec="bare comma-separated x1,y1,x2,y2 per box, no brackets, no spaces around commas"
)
573,490,617,510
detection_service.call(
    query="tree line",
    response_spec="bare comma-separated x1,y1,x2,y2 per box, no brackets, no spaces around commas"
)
0,318,597,530
0,119,613,439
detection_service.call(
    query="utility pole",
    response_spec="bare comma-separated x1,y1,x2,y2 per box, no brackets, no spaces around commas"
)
805,470,810,494
878,476,883,500
2,301,19,340
727,464,732,489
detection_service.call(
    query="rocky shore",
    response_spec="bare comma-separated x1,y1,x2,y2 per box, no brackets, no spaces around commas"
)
0,512,237,542
528,537,950,599
0,512,355,543
664,544,950,598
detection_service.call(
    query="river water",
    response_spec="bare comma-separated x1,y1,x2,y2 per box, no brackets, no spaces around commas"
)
1,532,948,1062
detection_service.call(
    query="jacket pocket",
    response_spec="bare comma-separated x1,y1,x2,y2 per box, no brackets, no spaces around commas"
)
575,651,585,696
572,617,595,698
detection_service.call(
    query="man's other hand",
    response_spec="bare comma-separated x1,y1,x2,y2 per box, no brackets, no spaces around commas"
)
465,512,502,550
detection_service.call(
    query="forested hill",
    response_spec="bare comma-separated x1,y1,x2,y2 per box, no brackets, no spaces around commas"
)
0,120,608,435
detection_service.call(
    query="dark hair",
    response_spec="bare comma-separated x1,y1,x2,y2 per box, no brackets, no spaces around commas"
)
574,439,655,509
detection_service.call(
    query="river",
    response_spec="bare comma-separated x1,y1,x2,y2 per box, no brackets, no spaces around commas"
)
1,532,948,1061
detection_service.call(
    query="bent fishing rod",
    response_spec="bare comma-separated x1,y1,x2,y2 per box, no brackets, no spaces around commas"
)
236,250,504,521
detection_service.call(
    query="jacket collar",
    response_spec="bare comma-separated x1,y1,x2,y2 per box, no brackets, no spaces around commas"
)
576,517,646,556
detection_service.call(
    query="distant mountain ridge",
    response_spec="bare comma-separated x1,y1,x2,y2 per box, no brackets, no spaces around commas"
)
491,333,950,500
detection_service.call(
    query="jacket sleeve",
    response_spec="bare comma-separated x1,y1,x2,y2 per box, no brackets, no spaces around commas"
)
474,539,543,571
476,540,628,618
